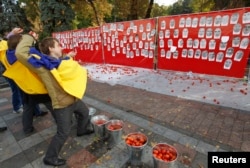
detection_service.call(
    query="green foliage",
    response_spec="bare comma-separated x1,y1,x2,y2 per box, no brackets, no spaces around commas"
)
245,0,250,7
167,0,193,15
18,0,40,21
0,0,32,35
73,0,112,27
39,0,75,35
151,4,169,17
75,14,93,28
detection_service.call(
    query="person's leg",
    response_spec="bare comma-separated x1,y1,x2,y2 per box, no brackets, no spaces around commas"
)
31,94,52,118
34,104,41,116
5,78,23,113
34,104,48,117
22,93,36,133
22,94,52,133
44,104,74,166
74,100,93,135
42,101,55,119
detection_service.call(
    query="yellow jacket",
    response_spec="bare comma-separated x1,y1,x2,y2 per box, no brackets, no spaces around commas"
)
30,53,87,100
16,35,87,108
0,40,8,68
0,39,47,94
51,59,87,100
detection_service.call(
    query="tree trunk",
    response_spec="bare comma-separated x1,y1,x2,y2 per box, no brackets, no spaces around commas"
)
128,0,138,20
87,0,100,26
145,0,154,18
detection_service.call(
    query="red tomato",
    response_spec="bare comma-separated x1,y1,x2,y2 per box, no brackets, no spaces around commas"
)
107,123,122,130
153,144,177,162
95,119,107,125
125,133,147,147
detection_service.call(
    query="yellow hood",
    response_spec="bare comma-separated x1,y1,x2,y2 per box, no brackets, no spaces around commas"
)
51,58,87,99
3,61,48,94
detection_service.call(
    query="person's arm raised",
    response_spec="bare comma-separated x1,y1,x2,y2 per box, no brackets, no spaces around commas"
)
15,34,37,70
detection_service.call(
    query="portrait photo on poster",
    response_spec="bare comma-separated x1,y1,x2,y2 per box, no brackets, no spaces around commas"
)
216,52,224,62
224,59,232,70
234,50,244,62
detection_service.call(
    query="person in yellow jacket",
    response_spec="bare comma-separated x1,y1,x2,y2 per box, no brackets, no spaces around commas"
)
15,33,93,167
0,28,23,113
4,34,51,134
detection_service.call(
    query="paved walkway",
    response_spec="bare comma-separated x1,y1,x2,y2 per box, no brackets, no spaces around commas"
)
0,78,250,167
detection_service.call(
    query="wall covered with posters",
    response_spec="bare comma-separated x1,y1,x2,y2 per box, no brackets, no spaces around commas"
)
101,18,156,69
53,7,250,78
53,27,103,64
157,7,250,78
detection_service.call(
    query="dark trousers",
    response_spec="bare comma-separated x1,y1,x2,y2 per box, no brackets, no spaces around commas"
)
22,93,53,133
5,77,23,111
45,100,89,159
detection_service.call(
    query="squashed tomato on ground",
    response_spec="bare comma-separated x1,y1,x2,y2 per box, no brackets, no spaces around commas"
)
125,133,147,147
152,144,177,162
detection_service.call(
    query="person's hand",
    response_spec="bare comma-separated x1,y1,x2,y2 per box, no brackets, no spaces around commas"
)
6,27,23,38
29,31,39,40
11,27,23,35
67,51,77,57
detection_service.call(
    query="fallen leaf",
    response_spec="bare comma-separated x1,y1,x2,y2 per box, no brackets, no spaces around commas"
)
38,151,44,155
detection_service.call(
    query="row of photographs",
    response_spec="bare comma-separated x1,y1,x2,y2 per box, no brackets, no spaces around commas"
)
54,11,250,39
159,24,250,39
159,37,249,50
58,20,249,41
160,12,250,29
160,49,243,62
106,47,240,70
104,44,243,64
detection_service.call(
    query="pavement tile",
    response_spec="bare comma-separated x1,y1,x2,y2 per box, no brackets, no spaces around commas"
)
243,132,250,141
238,112,250,121
32,114,55,132
0,141,23,162
96,146,129,168
241,141,250,151
39,125,57,140
67,148,97,168
191,153,207,168
244,121,250,132
0,152,29,168
178,135,199,149
227,140,242,150
22,141,48,162
232,120,244,132
216,130,231,144
18,133,44,151
0,130,16,147
7,118,23,134
163,129,183,142
196,141,219,155
174,143,197,167
21,164,33,168
206,127,220,141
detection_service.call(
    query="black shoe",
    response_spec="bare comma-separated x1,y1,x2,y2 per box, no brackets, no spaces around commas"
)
43,157,66,166
77,130,94,137
0,127,7,132
24,127,34,135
